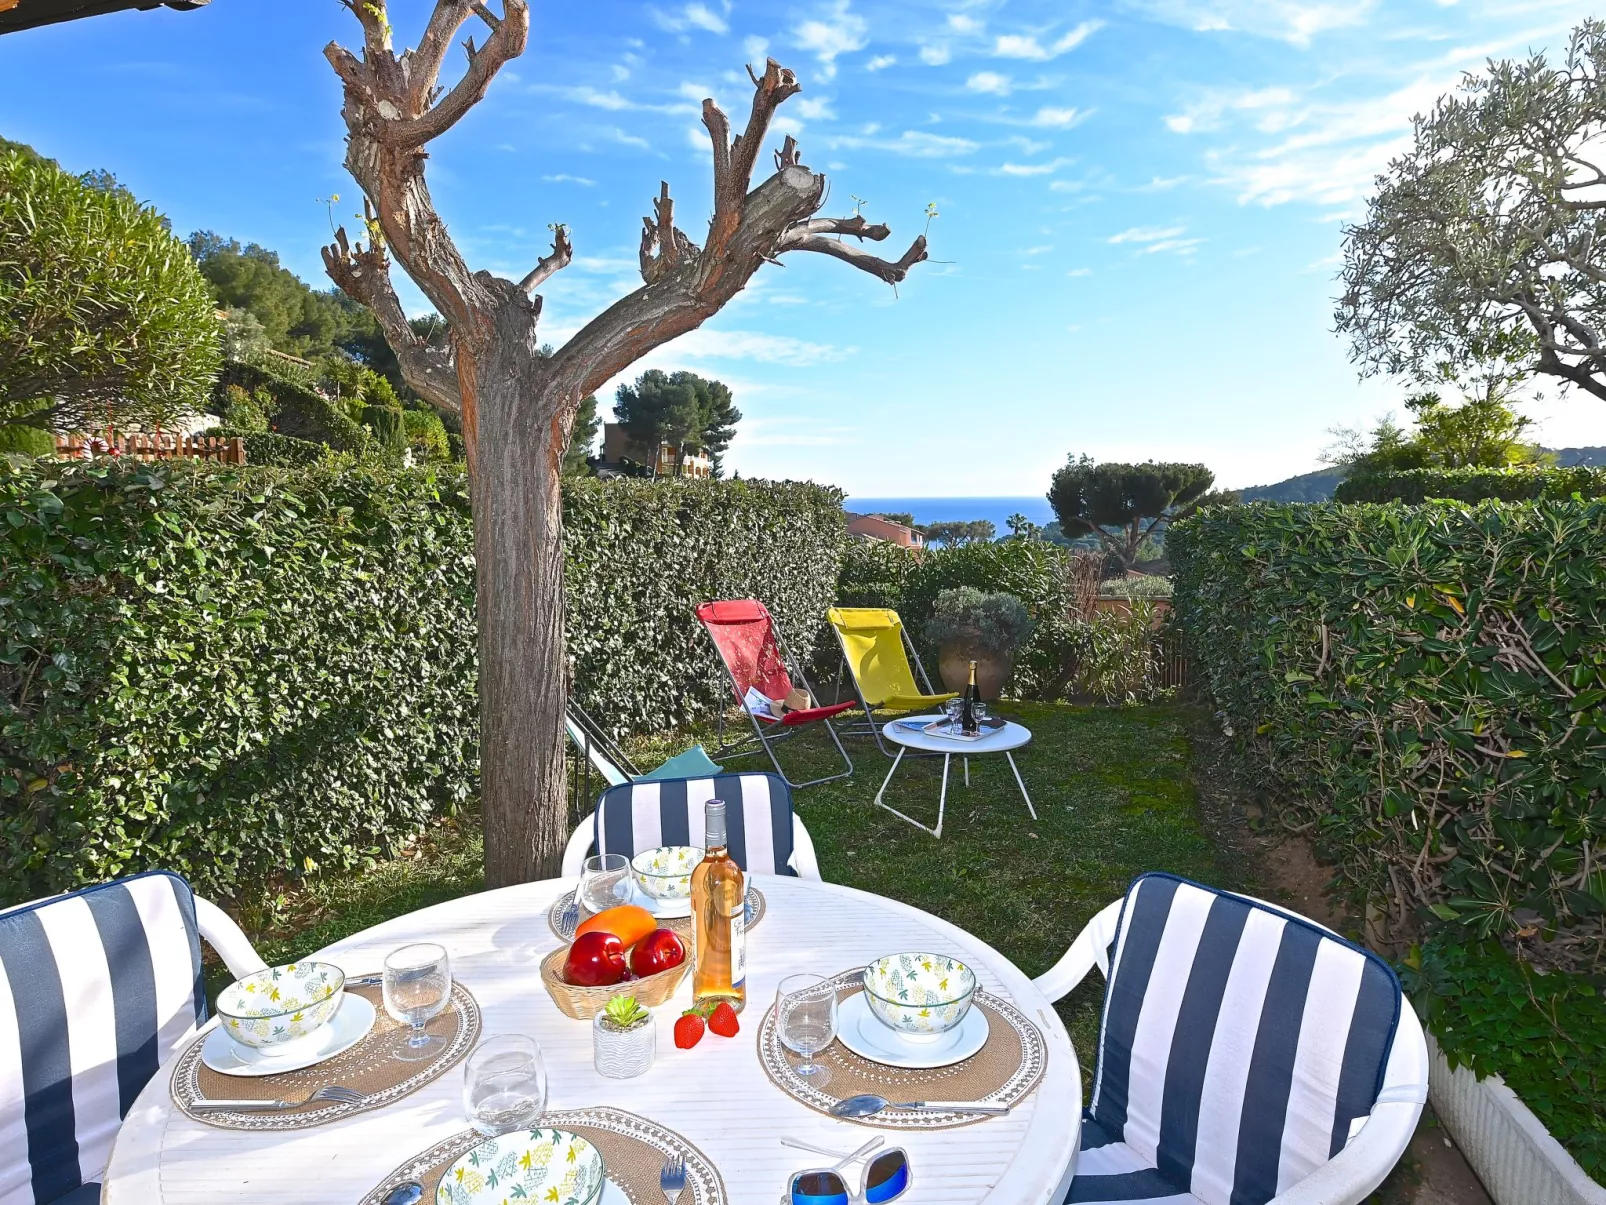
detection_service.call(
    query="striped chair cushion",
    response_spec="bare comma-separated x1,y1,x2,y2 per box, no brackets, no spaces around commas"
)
1071,874,1400,1205
595,773,797,875
0,871,205,1205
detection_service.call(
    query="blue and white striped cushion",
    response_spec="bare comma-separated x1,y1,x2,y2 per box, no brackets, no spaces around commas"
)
595,773,797,875
0,871,205,1205
1070,874,1400,1205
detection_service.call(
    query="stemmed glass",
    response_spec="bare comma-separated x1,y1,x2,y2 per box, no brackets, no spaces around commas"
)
777,973,838,1081
581,853,633,914
463,1035,547,1135
383,943,452,1062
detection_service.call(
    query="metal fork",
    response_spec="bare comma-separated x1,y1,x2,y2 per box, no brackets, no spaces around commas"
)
659,1153,687,1205
558,878,583,936
192,1084,367,1112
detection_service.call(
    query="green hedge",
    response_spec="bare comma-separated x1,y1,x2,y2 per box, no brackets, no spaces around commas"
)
232,430,336,468
1,456,478,903
0,461,844,903
1169,501,1606,965
1335,465,1606,504
565,477,845,730
214,361,370,453
0,426,55,457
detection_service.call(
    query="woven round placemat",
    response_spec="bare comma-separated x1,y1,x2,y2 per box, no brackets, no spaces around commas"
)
547,883,765,942
756,967,1046,1129
358,1107,727,1205
171,980,480,1130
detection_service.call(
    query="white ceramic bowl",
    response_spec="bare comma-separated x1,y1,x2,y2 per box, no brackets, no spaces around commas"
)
216,961,345,1049
631,845,703,901
862,952,976,1038
436,1127,605,1205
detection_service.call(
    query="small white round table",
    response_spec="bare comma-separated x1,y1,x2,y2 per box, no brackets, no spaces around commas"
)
104,875,1079,1205
873,716,1037,839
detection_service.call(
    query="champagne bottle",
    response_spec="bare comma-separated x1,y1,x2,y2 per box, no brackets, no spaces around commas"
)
960,660,980,734
691,799,747,1012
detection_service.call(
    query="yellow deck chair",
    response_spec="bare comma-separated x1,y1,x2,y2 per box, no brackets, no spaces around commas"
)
828,607,957,756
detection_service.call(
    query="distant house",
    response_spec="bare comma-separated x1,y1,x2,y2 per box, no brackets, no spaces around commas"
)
598,422,712,478
845,512,924,550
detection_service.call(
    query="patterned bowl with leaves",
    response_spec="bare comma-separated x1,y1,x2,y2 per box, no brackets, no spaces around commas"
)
631,846,704,901
862,952,977,1037
216,961,346,1049
436,1127,606,1205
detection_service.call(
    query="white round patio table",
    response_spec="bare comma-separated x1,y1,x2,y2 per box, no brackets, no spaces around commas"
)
874,717,1037,838
104,874,1080,1205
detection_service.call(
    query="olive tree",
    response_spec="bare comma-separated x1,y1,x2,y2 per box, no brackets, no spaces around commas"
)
1047,457,1218,570
1337,21,1606,402
0,150,220,433
320,1,929,885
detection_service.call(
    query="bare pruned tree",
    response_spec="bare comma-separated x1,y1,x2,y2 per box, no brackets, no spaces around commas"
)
321,0,929,886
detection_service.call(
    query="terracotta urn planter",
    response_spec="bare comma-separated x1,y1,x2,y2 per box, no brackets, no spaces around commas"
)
938,646,1012,700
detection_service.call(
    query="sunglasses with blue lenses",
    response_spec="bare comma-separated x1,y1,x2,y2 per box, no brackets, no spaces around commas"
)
784,1139,911,1205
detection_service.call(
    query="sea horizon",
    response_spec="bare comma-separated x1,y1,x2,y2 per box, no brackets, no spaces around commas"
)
845,496,1056,533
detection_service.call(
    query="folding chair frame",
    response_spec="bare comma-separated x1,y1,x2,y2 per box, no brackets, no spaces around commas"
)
705,614,855,790
829,621,951,758
565,702,643,822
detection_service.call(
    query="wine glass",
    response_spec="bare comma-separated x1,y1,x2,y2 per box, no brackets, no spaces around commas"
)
777,973,837,1081
383,943,452,1062
463,1035,547,1135
581,853,632,914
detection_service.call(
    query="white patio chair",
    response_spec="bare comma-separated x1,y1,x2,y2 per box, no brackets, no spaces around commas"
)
562,771,822,881
1036,873,1428,1205
0,870,267,1205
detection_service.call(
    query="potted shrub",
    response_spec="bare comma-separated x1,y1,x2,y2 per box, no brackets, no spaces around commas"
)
924,587,1034,699
592,995,655,1079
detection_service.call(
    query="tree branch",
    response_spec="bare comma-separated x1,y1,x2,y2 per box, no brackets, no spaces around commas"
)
780,232,928,283
405,0,478,115
702,58,802,253
378,0,528,147
783,215,892,241
519,225,573,294
321,212,463,415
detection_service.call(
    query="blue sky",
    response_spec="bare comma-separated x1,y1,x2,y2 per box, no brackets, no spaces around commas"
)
6,0,1606,494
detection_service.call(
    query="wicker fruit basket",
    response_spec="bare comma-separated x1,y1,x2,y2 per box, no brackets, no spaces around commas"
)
539,945,690,1020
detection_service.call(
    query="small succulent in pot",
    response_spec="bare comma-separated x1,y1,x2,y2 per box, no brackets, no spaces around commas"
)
594,994,655,1079
924,587,1034,699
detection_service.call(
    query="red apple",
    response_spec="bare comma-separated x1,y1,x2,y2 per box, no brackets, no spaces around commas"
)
564,931,626,986
629,928,686,978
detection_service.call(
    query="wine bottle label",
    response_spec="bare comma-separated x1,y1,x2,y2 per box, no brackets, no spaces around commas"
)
730,901,746,989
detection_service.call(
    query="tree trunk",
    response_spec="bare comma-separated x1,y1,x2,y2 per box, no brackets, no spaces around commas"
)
469,346,570,886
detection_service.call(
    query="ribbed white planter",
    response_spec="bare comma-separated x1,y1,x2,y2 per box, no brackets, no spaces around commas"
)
1427,1033,1605,1205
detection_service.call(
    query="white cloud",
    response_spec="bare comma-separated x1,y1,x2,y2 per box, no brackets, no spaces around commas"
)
744,35,769,60
794,1,869,77
866,54,897,70
1023,245,1053,255
568,86,632,111
653,2,729,34
605,127,651,150
671,329,853,366
967,71,1012,95
1067,267,1093,276
796,95,836,119
1108,224,1187,244
948,13,983,34
920,44,952,65
542,174,596,185
998,157,1075,175
1130,0,1372,47
1140,237,1205,255
1033,106,1088,128
826,129,980,156
1164,86,1298,134
994,20,1103,60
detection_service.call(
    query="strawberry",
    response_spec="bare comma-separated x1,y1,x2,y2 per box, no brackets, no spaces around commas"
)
673,1009,705,1049
707,1000,740,1038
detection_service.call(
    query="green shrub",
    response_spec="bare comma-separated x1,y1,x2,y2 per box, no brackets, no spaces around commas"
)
1402,937,1605,1176
401,409,450,462
0,462,844,902
235,430,334,468
0,456,478,903
361,404,406,454
1,149,220,433
924,587,1034,657
837,536,916,611
0,424,56,457
213,361,369,453
1076,603,1164,704
1334,465,1606,504
1170,500,1606,966
219,384,274,434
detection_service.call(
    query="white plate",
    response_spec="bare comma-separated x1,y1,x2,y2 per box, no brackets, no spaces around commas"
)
201,992,376,1077
834,991,989,1069
625,874,750,920
601,1179,629,1205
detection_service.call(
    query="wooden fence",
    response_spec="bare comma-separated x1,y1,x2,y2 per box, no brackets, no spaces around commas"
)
1152,625,1191,690
54,433,245,465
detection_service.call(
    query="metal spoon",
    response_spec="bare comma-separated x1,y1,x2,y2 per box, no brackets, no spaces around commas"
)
829,1093,1010,1118
382,1182,424,1205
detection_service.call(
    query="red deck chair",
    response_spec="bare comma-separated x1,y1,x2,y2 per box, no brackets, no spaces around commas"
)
696,599,856,788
